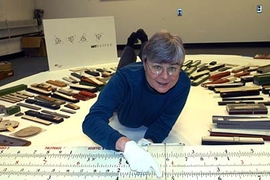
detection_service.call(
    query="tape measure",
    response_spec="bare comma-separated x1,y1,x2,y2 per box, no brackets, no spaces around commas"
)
0,144,270,180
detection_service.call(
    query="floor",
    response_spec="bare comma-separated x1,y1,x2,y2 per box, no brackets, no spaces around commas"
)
0,44,270,87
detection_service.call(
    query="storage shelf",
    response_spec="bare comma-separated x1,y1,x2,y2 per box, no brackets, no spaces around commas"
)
0,19,38,30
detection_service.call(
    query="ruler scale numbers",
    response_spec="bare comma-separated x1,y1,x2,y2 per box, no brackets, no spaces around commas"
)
1,145,270,180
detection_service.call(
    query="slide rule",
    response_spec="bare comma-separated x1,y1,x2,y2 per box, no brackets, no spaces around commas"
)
1,144,270,180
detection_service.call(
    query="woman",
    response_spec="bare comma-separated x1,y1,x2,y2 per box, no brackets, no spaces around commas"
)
82,29,191,177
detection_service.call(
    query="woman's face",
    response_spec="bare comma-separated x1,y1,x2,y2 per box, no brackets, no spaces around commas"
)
144,60,181,93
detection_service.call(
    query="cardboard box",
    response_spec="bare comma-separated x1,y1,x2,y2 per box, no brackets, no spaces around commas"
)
0,61,14,80
21,36,47,57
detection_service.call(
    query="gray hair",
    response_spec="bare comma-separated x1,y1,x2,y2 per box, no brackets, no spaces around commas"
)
141,29,185,65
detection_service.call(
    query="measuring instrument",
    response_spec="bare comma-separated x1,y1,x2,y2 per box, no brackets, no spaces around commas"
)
0,144,270,180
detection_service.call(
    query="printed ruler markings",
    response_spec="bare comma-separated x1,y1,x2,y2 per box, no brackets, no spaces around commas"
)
0,145,270,180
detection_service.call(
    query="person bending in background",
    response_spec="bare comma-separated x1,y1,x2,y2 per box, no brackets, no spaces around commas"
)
82,29,191,177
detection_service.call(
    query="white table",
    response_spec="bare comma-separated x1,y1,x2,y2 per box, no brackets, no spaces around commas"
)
1,54,270,146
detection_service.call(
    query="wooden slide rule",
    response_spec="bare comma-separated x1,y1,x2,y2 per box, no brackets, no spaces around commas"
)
0,144,270,180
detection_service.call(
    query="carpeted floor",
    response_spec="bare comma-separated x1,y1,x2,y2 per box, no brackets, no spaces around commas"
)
0,56,49,86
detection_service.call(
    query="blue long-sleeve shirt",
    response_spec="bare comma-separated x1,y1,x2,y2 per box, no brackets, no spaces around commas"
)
82,62,191,151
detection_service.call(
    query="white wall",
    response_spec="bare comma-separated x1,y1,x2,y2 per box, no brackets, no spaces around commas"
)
0,0,269,56
35,0,270,44
0,0,35,21
0,0,37,56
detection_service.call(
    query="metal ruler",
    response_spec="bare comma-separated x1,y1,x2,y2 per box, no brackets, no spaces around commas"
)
1,144,270,180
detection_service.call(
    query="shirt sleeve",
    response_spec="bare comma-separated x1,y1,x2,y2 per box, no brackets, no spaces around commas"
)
144,71,191,142
82,71,127,151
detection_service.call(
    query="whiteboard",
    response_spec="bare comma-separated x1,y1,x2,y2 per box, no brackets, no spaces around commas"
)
43,16,118,71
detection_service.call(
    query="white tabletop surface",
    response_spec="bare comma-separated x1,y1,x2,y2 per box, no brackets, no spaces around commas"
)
1,54,270,147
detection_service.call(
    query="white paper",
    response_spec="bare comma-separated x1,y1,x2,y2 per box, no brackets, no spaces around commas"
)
43,16,118,71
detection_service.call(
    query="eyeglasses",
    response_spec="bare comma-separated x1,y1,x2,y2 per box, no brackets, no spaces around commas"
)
146,61,181,77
